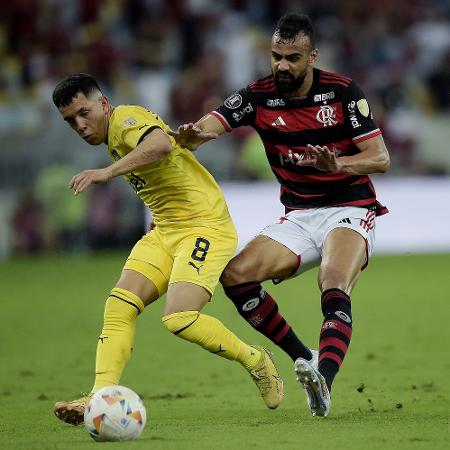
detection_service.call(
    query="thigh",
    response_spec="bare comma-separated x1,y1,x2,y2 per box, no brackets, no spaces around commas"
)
222,212,322,284
123,228,172,297
115,269,160,306
169,224,238,296
319,227,367,294
164,281,211,315
317,207,376,261
220,234,305,286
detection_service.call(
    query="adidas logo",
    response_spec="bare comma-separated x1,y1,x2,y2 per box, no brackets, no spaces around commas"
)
271,116,286,126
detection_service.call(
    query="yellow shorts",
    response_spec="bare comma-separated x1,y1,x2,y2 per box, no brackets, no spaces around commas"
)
124,222,237,297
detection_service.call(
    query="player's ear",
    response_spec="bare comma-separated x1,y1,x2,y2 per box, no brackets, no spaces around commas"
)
309,48,318,65
100,95,109,113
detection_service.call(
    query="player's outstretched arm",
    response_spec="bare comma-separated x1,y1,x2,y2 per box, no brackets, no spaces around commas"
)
168,114,226,151
69,128,172,195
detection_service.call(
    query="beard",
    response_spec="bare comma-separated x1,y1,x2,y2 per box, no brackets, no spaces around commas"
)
274,71,307,94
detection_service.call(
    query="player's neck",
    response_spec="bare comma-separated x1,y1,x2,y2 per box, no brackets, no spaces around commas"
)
103,105,115,144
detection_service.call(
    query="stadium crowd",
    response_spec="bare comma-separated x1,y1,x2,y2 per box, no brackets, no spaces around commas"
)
1,0,449,254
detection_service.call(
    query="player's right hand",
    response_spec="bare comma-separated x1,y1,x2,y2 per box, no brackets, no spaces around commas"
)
167,123,218,150
69,168,113,195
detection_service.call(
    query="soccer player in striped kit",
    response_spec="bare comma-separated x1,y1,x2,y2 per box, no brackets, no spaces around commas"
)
170,13,390,417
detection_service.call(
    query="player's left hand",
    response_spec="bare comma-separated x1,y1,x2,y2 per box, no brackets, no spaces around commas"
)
69,168,113,195
296,144,340,172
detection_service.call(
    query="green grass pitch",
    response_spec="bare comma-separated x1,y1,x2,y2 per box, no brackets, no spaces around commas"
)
1,252,449,449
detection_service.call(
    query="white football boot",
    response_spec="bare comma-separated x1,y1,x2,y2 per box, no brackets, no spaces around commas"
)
294,355,330,417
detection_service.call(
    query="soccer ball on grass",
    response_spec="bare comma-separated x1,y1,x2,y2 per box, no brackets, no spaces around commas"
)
84,385,147,441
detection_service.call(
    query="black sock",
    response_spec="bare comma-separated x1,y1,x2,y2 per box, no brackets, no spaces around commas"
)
224,281,312,362
318,288,353,391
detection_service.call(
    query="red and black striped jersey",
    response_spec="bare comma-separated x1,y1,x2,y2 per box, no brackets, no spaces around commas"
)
212,68,387,215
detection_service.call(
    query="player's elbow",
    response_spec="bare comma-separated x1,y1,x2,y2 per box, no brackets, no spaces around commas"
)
159,141,173,158
378,152,390,173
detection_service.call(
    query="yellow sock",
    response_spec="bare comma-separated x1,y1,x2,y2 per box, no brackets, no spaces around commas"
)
162,311,260,371
91,288,145,393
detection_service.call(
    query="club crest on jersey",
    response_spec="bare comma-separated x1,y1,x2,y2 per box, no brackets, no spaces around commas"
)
314,91,335,102
224,93,243,109
316,105,337,127
122,117,137,127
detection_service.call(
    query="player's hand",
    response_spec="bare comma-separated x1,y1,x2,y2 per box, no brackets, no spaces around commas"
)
167,123,218,150
69,168,113,195
296,144,340,172
147,220,156,232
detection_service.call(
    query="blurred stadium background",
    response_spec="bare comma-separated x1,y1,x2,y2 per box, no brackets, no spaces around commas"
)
1,0,450,258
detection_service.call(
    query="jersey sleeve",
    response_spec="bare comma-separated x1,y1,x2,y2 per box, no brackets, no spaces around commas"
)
114,107,165,151
211,87,256,130
343,81,382,144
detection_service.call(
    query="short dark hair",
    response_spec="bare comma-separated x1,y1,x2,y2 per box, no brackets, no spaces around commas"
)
52,73,102,108
274,13,315,48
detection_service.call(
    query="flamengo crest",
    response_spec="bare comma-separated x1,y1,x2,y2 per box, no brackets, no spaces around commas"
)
316,105,337,127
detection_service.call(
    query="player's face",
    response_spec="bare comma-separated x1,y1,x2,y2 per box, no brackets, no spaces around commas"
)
271,32,317,94
58,92,110,145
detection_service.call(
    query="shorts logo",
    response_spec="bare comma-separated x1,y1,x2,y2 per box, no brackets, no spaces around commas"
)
224,93,243,109
360,210,375,232
242,298,260,311
188,261,203,274
335,311,351,323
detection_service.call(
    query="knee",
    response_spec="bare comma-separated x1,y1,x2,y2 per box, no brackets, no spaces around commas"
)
319,279,351,294
318,267,352,294
161,311,199,335
220,258,252,286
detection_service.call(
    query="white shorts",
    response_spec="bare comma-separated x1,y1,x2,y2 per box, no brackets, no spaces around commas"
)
259,206,376,282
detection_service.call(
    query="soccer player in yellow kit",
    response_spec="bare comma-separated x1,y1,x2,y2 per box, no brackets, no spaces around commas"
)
51,73,283,426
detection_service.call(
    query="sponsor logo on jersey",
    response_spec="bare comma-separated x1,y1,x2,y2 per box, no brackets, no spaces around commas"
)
347,101,361,128
279,148,314,166
122,117,137,127
314,91,335,102
267,98,286,107
242,298,260,311
232,102,253,122
224,93,243,109
316,105,337,127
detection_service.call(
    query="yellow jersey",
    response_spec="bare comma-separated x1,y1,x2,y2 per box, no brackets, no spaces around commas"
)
107,105,230,228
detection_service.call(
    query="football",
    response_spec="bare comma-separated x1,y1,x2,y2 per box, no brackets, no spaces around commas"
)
84,385,147,441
